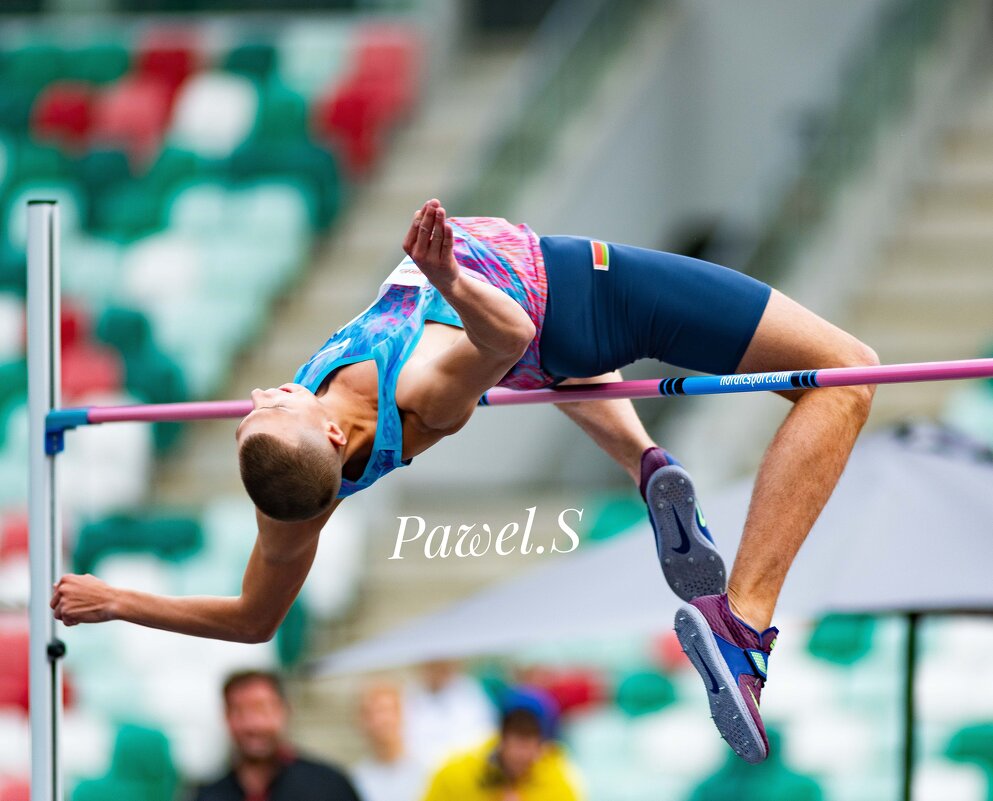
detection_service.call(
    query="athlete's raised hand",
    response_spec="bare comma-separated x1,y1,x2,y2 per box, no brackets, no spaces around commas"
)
402,198,458,291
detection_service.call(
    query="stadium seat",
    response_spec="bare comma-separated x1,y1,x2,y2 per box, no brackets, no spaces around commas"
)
61,342,124,402
807,613,876,665
91,180,165,239
251,79,308,144
0,777,30,801
540,669,606,715
0,627,28,714
0,87,39,133
229,141,343,227
3,43,65,90
615,669,677,717
169,71,259,159
72,148,134,226
353,23,422,122
74,513,203,575
311,78,385,176
31,82,95,152
0,357,26,406
0,512,29,561
947,723,993,772
277,19,353,100
0,293,23,361
134,28,201,98
60,300,91,350
64,41,130,85
90,77,174,165
223,41,277,81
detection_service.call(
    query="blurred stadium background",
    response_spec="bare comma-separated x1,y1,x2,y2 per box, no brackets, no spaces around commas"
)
2,0,993,798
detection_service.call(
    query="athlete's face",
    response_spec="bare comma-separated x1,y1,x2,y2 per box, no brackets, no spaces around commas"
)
235,384,338,447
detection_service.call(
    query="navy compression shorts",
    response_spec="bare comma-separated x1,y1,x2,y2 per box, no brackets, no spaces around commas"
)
537,236,772,379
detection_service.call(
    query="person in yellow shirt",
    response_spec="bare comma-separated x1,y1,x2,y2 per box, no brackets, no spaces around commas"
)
420,687,583,801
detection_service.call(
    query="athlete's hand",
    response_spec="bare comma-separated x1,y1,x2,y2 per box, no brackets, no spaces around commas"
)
50,574,117,626
402,199,459,292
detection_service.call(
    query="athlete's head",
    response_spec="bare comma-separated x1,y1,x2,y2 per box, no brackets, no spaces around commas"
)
235,384,344,522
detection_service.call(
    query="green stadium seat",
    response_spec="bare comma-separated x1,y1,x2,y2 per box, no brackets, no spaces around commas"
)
144,146,223,198
109,723,178,796
250,79,308,144
275,598,310,668
0,362,27,419
72,777,154,801
72,148,134,229
229,140,343,228
585,493,646,542
0,245,26,296
614,669,676,717
95,306,154,358
3,44,66,89
946,723,993,773
688,728,825,801
807,614,876,665
91,182,163,240
0,87,38,133
64,42,130,85
7,139,70,185
73,513,204,575
223,42,277,81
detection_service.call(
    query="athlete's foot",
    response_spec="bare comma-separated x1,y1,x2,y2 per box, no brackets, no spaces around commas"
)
674,593,778,764
641,447,726,601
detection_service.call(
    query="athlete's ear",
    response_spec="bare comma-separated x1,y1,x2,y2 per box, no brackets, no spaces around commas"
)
326,421,347,447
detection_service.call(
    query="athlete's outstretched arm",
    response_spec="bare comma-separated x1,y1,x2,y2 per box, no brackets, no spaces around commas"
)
50,503,337,643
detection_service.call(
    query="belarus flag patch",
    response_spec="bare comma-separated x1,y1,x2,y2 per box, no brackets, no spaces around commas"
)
591,240,610,271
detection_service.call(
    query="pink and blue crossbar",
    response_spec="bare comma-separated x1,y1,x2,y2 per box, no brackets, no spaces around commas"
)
45,359,993,450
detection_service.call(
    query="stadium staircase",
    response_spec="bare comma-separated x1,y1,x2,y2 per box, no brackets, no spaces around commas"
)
847,62,993,424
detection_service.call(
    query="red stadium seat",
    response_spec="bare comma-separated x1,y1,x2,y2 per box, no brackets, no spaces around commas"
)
0,777,30,801
0,512,29,561
311,79,384,176
135,28,201,98
651,630,691,672
60,301,91,351
0,627,29,714
354,23,422,122
90,76,174,165
61,342,124,402
31,81,95,152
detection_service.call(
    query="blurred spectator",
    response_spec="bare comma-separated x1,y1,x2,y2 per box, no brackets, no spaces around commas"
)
420,687,583,801
189,670,363,801
403,660,497,769
353,681,428,801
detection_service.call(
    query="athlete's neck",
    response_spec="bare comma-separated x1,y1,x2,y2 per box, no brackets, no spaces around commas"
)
316,362,379,473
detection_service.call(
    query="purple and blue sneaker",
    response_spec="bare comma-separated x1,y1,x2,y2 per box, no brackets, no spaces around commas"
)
674,593,778,764
641,447,726,601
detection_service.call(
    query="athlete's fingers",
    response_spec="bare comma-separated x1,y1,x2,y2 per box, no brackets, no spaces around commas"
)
440,220,454,264
414,204,436,255
430,207,446,258
403,205,427,254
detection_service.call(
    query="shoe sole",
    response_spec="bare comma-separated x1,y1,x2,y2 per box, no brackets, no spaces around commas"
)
674,603,768,764
646,465,726,601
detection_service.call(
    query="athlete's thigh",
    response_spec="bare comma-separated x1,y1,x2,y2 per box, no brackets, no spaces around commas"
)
736,289,877,399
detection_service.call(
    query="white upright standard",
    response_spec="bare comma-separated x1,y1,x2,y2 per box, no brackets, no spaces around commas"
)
27,200,64,801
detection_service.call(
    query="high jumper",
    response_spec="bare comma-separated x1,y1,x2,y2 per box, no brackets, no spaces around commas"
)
42,197,993,766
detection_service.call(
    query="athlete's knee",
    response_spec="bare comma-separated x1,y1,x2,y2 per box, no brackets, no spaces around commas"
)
821,339,878,421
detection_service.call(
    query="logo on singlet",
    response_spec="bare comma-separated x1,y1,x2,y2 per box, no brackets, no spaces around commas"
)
591,240,610,271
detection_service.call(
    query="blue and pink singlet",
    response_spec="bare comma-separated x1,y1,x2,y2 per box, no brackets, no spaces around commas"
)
294,217,772,498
